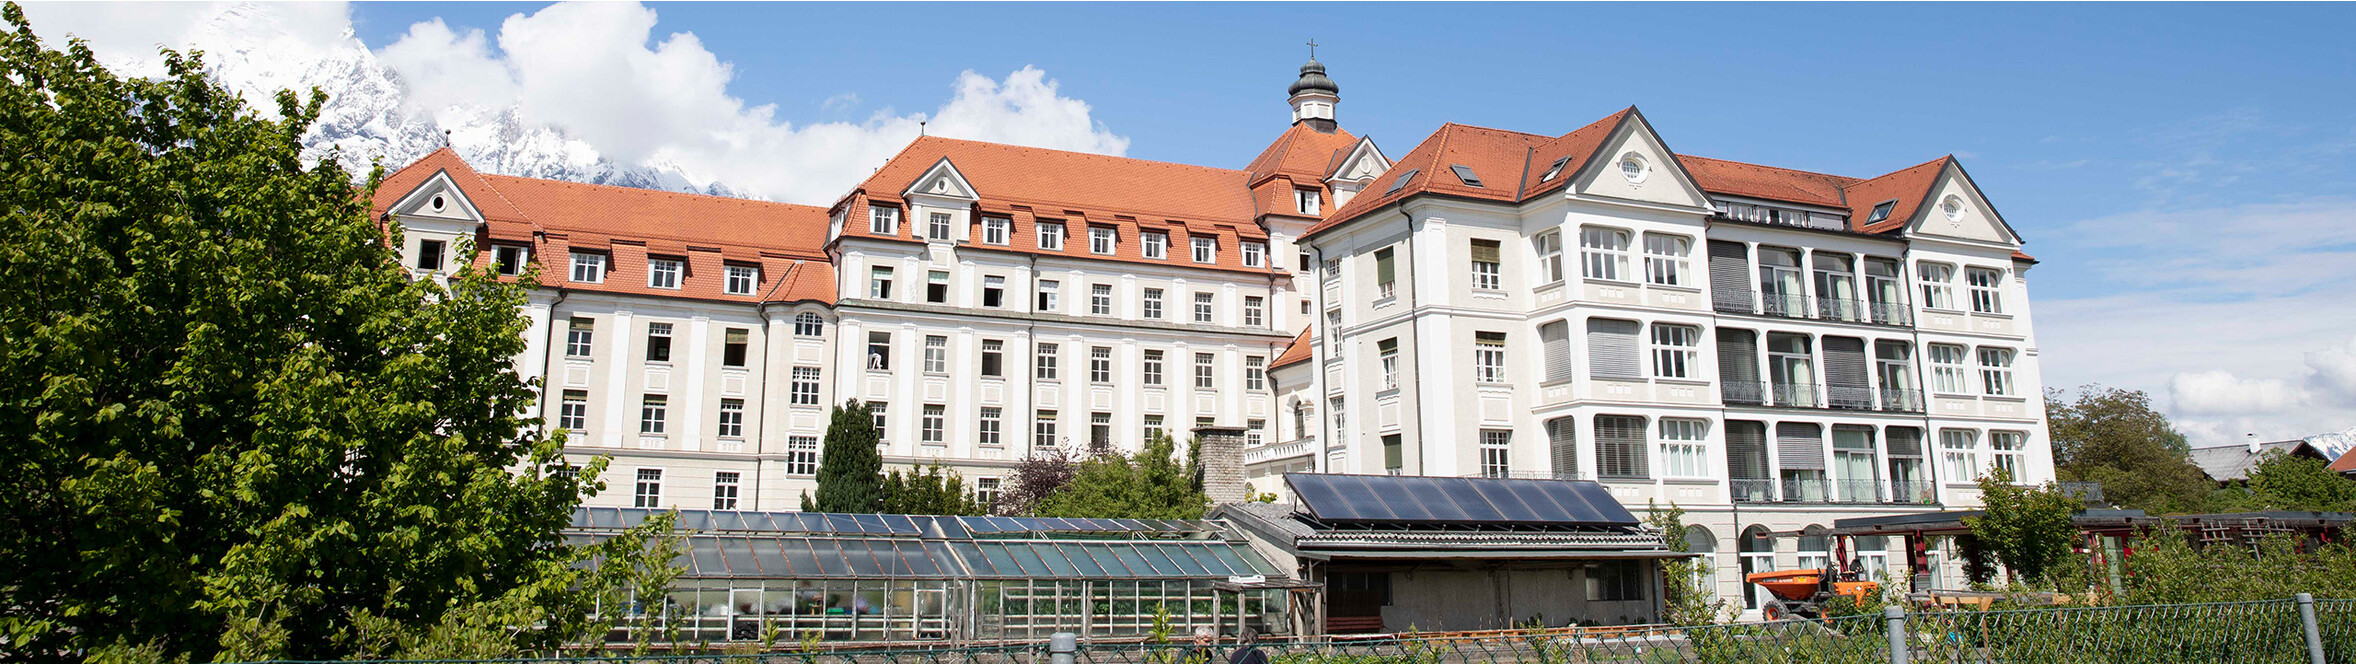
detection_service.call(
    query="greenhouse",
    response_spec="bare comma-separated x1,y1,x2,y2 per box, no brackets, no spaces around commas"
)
568,508,1312,645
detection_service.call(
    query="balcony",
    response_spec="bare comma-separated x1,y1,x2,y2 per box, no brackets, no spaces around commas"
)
1760,292,1812,319
1732,478,1777,503
1713,289,1914,328
1721,380,1767,406
1770,381,1819,408
1815,298,1869,324
1826,384,1876,410
1245,437,1316,465
1712,289,1757,315
1870,301,1914,327
1878,388,1926,413
1749,478,1939,505
1888,480,1938,505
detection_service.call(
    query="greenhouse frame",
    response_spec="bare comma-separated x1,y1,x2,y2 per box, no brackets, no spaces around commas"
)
568,508,1314,645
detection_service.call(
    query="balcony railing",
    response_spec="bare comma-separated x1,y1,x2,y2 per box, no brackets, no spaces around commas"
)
1732,478,1777,503
1759,478,1938,505
1710,288,1915,327
1466,470,1590,481
1826,384,1877,410
1771,381,1819,408
1888,480,1938,505
1870,301,1914,327
1760,292,1811,319
1816,297,1869,323
1879,388,1926,413
1712,290,1757,315
1721,380,1767,406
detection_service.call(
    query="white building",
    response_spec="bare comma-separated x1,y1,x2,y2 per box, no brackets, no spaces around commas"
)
373,57,2053,614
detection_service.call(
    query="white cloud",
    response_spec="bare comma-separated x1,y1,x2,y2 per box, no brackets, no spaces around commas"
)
2168,371,2307,415
2302,336,2356,404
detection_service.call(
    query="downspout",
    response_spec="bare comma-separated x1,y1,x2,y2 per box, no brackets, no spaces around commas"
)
753,297,780,512
1400,208,1428,476
1311,243,1331,475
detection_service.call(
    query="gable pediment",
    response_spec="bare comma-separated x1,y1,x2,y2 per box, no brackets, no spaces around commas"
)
1329,137,1391,184
903,158,978,202
1571,112,1711,210
1904,165,2020,246
387,171,486,224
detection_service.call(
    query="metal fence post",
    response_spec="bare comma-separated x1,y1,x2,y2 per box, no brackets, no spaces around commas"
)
2297,593,2326,664
1884,605,1910,664
1051,632,1079,664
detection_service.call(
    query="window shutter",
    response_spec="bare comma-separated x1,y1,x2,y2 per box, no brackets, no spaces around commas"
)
1541,321,1572,383
1547,417,1578,478
1717,329,1759,383
1376,249,1396,283
1822,337,1870,388
1596,415,1649,479
1726,421,1769,480
1586,319,1641,379
1776,422,1826,471
1886,427,1924,459
1708,240,1752,307
1470,239,1501,263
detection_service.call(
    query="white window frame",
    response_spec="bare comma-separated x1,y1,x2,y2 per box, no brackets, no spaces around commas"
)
1929,344,1970,394
716,399,744,438
1091,283,1112,315
1245,356,1267,391
1090,226,1116,255
1480,430,1512,478
923,335,948,374
558,390,588,431
711,471,739,510
869,206,899,235
928,211,953,240
786,436,819,475
1194,352,1216,389
1035,343,1060,380
1035,410,1058,448
869,266,893,299
565,318,594,357
1978,347,2016,396
633,468,662,508
1917,262,1957,310
1193,292,1214,324
790,367,821,406
1192,237,1217,264
1580,226,1633,282
1941,429,1981,481
1967,267,2005,315
982,217,1010,245
1243,296,1264,327
1651,323,1701,379
794,312,825,337
1242,241,1266,268
1990,431,2028,481
1660,418,1709,478
647,258,682,289
979,407,1003,447
921,404,945,444
1474,332,1507,383
1643,233,1692,287
1143,288,1164,319
1036,280,1059,312
1470,240,1503,291
1535,231,1564,283
1037,222,1065,251
569,252,606,283
1142,349,1164,386
639,395,667,435
1297,189,1322,215
1379,338,1400,390
1089,346,1113,384
1143,231,1168,259
493,245,529,276
724,265,758,295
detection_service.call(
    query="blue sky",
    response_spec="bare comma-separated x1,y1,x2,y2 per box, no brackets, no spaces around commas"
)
28,2,2356,446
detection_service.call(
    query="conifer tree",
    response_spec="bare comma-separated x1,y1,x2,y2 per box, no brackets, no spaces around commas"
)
807,399,885,512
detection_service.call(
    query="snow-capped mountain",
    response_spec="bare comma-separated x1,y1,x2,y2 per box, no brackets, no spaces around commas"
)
142,3,742,198
2303,425,2356,459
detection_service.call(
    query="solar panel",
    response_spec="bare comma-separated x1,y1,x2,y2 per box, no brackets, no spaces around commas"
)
1285,473,1638,526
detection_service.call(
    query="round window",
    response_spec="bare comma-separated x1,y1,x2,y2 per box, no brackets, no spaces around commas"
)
430,194,446,211
1618,152,1649,183
1941,195,1965,221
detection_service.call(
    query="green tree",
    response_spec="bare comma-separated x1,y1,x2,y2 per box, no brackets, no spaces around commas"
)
805,399,883,512
880,462,987,516
1034,433,1210,519
1644,503,1725,625
2046,385,2212,513
2211,451,2356,512
0,9,674,661
1964,468,2081,587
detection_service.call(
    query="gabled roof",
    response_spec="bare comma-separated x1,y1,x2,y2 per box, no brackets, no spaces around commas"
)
2329,449,2356,475
1270,327,1314,369
1309,123,1557,236
1838,156,1950,234
2189,440,2334,482
1245,123,1361,187
1676,154,1857,210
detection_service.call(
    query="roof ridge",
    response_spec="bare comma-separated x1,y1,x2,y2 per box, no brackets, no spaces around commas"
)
913,135,1247,177
482,172,826,211
1679,154,1866,184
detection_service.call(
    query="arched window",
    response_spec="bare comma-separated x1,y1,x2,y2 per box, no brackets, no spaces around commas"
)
1854,535,1891,582
1796,525,1831,571
1739,525,1775,610
793,312,824,338
1684,525,1719,599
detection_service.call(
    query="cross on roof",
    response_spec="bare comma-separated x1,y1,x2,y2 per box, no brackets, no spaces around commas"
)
1307,38,1318,58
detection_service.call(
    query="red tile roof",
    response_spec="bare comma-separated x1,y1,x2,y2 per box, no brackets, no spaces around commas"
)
1676,155,1856,209
1837,156,1949,234
371,148,835,305
2332,450,2356,474
1270,327,1315,369
1310,123,1559,236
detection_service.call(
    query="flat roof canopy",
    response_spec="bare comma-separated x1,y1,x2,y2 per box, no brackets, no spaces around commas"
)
1283,473,1638,527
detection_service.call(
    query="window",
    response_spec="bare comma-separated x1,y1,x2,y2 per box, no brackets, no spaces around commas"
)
1651,323,1701,379
1194,292,1215,324
1144,414,1165,441
981,339,1004,377
975,477,1002,509
869,265,894,299
1581,227,1632,281
1089,346,1112,383
1480,430,1512,478
1245,419,1266,445
1941,429,1980,480
870,402,888,438
1037,280,1059,311
1596,415,1649,480
1917,263,1956,310
1375,247,1397,299
928,211,953,240
1382,434,1403,473
1323,258,1342,280
639,395,667,434
1192,237,1218,264
493,245,527,275
1865,200,1897,225
1540,156,1570,183
1644,234,1691,287
1966,267,2005,314
1535,231,1565,283
1384,168,1419,195
923,335,948,374
1451,164,1485,187
1990,431,2027,481
1243,241,1266,268
717,264,758,295
979,407,1003,446
1244,296,1265,326
982,217,1010,245
866,331,892,371
1091,413,1112,450
982,275,1005,308
716,399,745,438
1378,338,1400,389
794,312,824,337
647,257,682,289
1143,350,1164,386
723,328,749,367
1035,410,1058,448
1194,353,1216,389
1299,250,1314,273
644,322,672,363
1923,344,1969,394
712,471,739,510
786,436,818,475
1090,226,1116,254
1540,320,1572,383
1035,343,1059,380
1587,319,1642,380
1143,231,1168,259
927,270,949,303
569,252,606,283
416,239,445,270
790,367,821,405
1246,356,1267,390
1474,332,1507,383
1470,239,1502,291
1587,560,1646,602
1332,397,1347,434
1660,419,1708,478
558,390,588,431
633,469,662,507
1091,284,1112,315
869,206,898,235
1978,347,2016,396
565,318,595,357
1037,222,1065,250
921,404,945,444
1143,288,1164,319
1296,189,1321,215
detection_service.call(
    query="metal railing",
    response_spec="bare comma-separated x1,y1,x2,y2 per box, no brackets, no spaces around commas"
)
1720,380,1767,406
1817,297,1870,323
1713,289,1915,328
1465,470,1590,481
1869,300,1913,326
1878,388,1925,413
1731,478,1777,503
1760,292,1811,319
1771,381,1819,408
1827,384,1876,410
1712,289,1756,314
1888,480,1937,505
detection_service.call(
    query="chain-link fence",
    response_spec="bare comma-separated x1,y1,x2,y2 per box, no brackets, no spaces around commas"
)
231,595,2354,664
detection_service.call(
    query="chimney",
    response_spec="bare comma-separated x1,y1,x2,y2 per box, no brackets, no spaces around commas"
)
1194,425,1250,505
2247,433,2260,455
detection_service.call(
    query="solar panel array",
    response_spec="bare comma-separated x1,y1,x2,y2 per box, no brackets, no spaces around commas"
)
1283,473,1639,526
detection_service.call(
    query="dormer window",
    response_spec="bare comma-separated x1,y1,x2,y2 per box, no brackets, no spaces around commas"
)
724,264,758,295
647,257,682,289
1866,200,1897,225
982,217,1010,245
1296,189,1322,215
869,206,899,235
415,239,445,271
1038,222,1065,251
1540,157,1570,183
1242,241,1266,268
1449,164,1484,188
569,252,606,283
1192,237,1217,264
1089,226,1116,255
492,245,529,276
927,212,953,240
1142,231,1169,259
